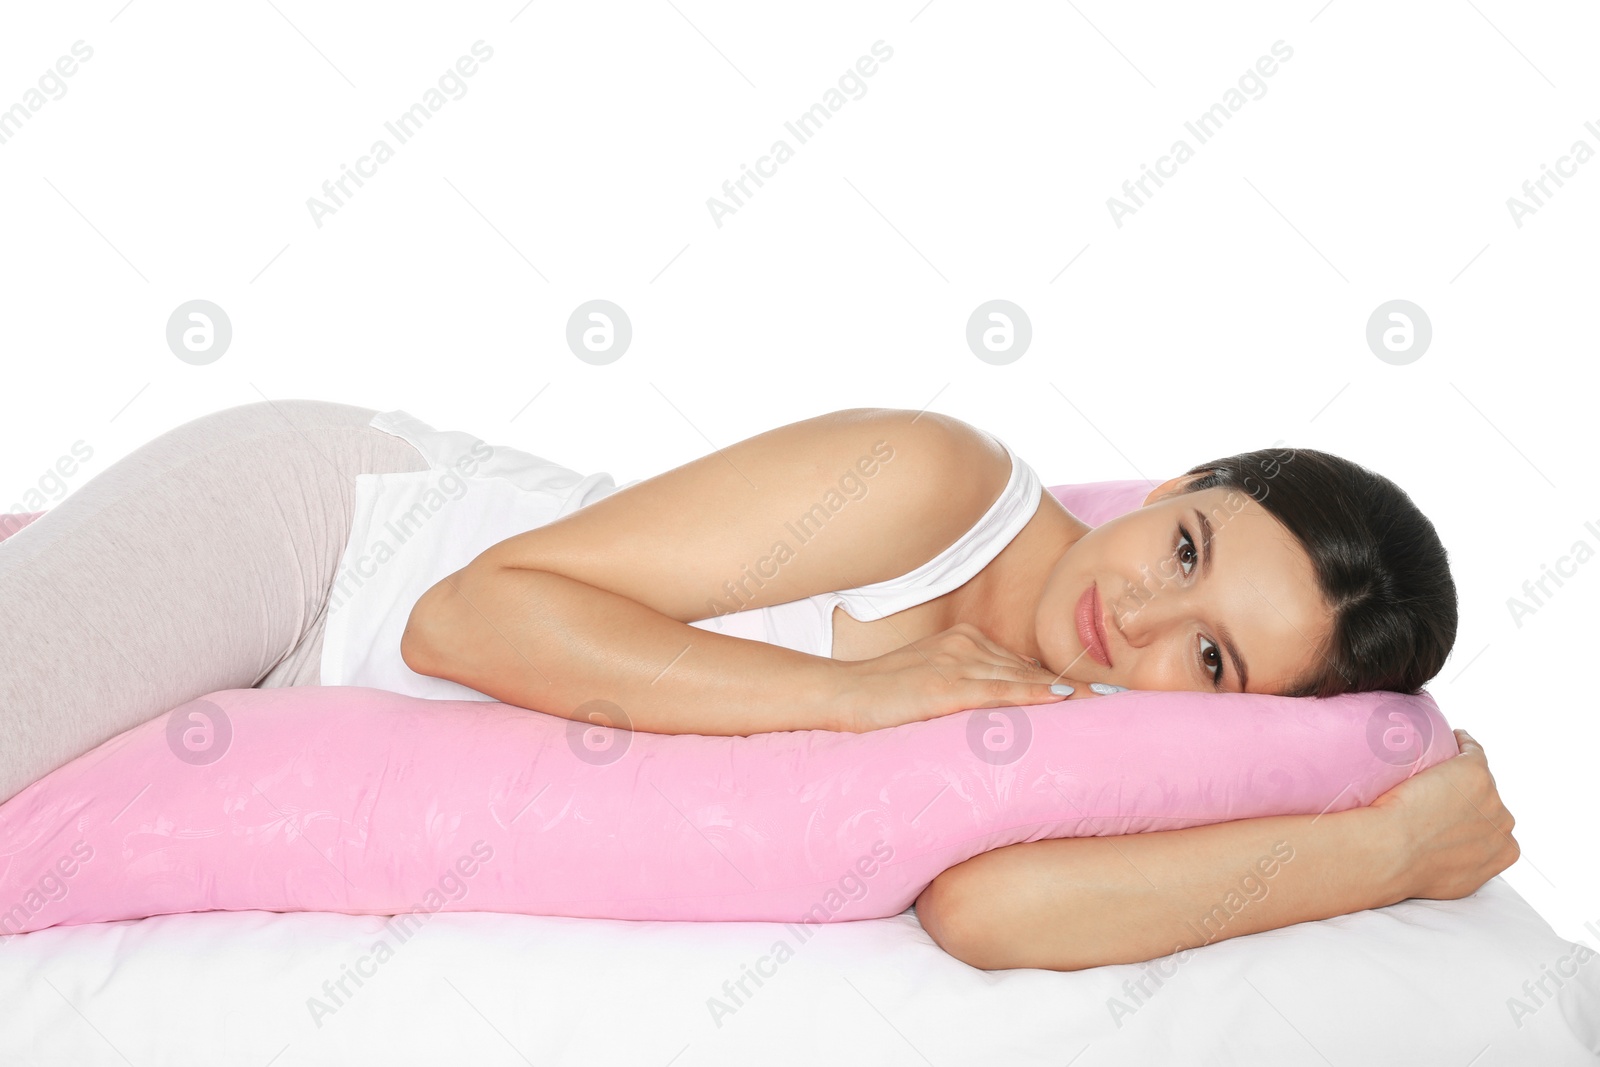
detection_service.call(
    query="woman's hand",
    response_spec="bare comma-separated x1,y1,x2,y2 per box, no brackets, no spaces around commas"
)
1366,729,1520,901
837,622,1106,733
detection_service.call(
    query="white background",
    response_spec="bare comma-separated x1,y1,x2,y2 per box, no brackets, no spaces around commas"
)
1,0,1595,957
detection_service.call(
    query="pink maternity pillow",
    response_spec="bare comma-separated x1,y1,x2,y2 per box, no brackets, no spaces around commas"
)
0,479,1457,933
0,683,1452,933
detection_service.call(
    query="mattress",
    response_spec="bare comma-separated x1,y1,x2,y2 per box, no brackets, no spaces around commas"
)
5,875,1596,1065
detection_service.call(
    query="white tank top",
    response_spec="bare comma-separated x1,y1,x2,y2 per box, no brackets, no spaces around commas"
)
320,409,1044,701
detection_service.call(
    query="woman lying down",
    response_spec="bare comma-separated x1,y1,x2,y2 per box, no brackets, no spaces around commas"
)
0,399,1516,971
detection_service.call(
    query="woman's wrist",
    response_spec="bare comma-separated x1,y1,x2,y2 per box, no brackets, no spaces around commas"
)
1347,801,1417,907
817,658,865,733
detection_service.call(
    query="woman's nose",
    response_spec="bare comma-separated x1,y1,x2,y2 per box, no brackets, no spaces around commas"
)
1109,588,1169,649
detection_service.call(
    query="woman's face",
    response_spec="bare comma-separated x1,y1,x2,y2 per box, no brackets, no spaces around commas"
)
1034,474,1335,695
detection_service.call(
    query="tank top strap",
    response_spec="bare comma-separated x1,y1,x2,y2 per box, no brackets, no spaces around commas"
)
831,435,1042,623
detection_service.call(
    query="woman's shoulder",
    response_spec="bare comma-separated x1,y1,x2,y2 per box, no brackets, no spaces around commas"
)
824,409,1043,601
756,406,1020,528
913,411,1038,525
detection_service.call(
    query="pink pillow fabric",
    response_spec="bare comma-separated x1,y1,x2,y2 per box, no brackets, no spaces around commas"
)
0,683,1452,933
0,481,1456,933
1046,477,1163,526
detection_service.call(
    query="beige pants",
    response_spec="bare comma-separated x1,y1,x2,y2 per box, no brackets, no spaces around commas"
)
0,398,430,804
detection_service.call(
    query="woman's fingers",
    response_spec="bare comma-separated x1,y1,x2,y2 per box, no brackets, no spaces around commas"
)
970,629,1035,670
965,629,1055,681
944,624,1104,700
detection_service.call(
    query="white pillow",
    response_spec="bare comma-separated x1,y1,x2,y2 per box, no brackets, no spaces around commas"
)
3,875,1593,1064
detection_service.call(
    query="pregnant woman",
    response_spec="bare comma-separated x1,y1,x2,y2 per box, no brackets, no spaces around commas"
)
0,398,1517,971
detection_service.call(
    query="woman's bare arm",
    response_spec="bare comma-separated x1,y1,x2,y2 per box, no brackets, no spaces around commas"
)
918,806,1399,971
405,564,860,734
400,407,1061,734
917,730,1518,971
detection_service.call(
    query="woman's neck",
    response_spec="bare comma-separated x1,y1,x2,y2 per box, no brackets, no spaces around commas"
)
955,490,1090,664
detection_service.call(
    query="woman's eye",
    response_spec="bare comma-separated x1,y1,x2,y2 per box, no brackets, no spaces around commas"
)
1179,526,1223,686
1199,634,1223,685
1176,526,1198,577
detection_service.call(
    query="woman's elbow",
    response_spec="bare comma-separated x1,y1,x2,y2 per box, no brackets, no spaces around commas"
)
398,593,439,675
916,878,1030,971
398,619,436,677
399,569,474,676
916,878,1110,973
916,880,985,967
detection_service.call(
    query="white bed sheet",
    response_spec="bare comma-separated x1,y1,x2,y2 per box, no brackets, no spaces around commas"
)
4,875,1596,1066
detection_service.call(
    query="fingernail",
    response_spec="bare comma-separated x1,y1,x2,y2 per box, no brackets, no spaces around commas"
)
1090,682,1128,695
1049,684,1075,696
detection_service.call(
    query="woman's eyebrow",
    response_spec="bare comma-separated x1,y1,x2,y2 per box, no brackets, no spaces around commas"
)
1195,506,1249,693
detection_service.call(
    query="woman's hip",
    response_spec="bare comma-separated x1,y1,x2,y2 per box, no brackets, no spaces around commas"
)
0,398,430,803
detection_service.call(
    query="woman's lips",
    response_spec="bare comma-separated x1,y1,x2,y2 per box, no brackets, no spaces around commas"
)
1076,584,1112,668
